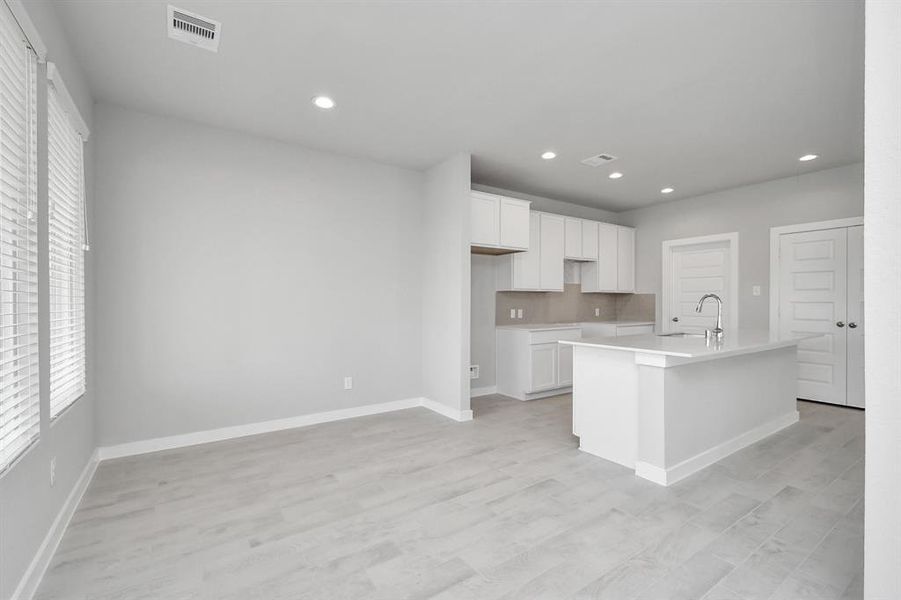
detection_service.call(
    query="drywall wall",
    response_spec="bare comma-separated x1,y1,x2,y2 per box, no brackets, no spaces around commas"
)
617,163,863,329
421,154,472,417
470,254,496,393
92,103,426,445
864,3,901,597
0,3,96,599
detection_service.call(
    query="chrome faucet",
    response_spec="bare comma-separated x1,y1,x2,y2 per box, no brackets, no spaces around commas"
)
695,293,724,342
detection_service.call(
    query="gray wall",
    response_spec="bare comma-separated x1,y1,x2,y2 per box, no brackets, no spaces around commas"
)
471,183,619,222
0,3,96,599
421,154,471,413
92,103,426,445
617,163,863,329
470,254,496,390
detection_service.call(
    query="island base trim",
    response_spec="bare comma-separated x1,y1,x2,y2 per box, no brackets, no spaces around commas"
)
635,409,800,486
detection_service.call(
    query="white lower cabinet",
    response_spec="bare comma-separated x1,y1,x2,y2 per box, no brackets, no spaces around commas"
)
497,323,655,401
497,327,581,400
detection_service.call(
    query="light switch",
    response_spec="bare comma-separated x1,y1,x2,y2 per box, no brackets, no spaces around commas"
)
510,308,516,319
752,285,761,297
517,309,523,319
595,308,600,317
344,376,353,390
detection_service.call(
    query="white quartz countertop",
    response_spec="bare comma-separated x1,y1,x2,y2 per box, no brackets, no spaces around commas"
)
496,320,654,331
559,329,811,360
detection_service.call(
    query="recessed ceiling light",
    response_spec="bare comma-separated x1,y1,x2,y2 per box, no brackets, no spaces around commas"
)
608,172,623,179
799,154,818,162
541,151,557,160
312,95,336,109
661,187,674,194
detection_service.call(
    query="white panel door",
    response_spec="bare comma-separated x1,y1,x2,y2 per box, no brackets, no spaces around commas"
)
617,226,635,292
499,197,530,250
778,228,848,405
512,212,541,289
846,225,864,407
529,343,558,391
539,213,565,291
564,217,582,259
668,241,731,334
470,192,499,246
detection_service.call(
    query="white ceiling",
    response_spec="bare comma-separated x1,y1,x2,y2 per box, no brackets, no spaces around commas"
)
53,0,863,211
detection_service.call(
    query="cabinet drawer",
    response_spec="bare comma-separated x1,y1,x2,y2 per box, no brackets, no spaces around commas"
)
529,328,581,345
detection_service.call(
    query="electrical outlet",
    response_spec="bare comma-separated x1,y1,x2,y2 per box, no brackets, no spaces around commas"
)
343,376,353,390
469,365,480,379
50,456,56,486
595,307,600,317
509,308,516,319
517,309,523,319
752,285,762,297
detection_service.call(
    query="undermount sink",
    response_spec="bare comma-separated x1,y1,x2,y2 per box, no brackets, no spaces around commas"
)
657,332,707,338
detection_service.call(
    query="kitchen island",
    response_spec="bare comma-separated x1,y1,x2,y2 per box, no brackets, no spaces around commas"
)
559,330,806,486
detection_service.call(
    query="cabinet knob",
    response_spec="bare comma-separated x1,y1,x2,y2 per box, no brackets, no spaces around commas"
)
672,317,680,322
836,321,845,328
848,322,858,329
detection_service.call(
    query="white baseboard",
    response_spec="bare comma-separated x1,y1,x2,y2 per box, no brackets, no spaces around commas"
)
11,449,99,600
97,397,473,460
635,410,800,486
470,385,496,398
420,397,474,422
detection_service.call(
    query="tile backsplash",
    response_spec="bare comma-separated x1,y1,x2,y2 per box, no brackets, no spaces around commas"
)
496,284,655,325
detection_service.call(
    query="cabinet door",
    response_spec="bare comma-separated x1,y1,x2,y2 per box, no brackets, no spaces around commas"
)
512,212,541,289
596,222,619,291
846,225,864,408
617,226,635,292
564,217,583,260
557,343,573,386
499,197,530,250
470,192,499,247
529,343,558,391
581,220,598,261
539,213,565,291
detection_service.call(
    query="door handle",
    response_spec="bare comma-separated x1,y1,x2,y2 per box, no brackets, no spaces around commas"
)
848,322,858,329
672,317,679,322
836,321,845,328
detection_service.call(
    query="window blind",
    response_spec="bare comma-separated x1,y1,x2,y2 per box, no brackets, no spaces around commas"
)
0,3,38,471
48,77,85,418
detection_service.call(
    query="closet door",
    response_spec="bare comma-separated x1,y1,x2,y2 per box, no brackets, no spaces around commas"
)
846,226,865,407
778,228,848,405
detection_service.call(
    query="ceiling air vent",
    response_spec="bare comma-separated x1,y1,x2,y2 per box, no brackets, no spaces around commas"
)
167,5,220,52
580,153,619,167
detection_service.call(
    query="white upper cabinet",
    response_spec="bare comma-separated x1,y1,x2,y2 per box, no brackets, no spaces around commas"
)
499,197,530,249
497,212,564,292
564,217,600,261
617,226,635,292
581,224,635,293
581,220,599,261
470,191,530,254
539,213,565,291
564,217,583,259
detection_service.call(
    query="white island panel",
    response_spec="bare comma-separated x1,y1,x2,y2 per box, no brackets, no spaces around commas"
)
564,330,805,486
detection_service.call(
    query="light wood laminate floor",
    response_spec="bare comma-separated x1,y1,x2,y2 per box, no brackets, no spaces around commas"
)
36,395,863,600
